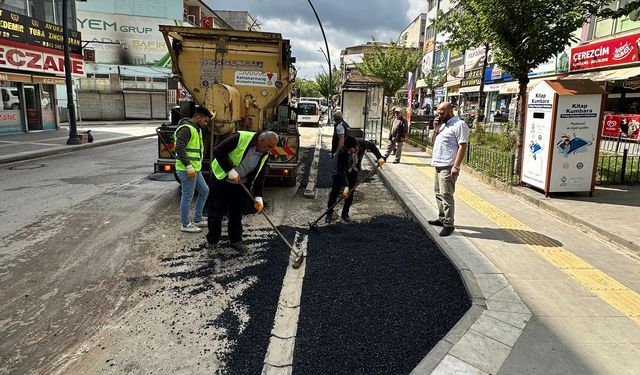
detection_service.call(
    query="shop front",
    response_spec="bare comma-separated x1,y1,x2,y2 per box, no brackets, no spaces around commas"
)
0,9,83,135
565,31,640,140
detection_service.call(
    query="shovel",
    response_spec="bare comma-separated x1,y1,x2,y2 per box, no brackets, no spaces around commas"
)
239,183,305,269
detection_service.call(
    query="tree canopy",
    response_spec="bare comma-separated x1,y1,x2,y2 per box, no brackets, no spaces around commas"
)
314,67,341,98
356,42,422,97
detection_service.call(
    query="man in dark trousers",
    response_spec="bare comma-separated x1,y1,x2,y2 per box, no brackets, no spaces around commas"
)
174,106,213,233
385,107,409,163
326,136,385,223
207,130,279,253
331,110,350,157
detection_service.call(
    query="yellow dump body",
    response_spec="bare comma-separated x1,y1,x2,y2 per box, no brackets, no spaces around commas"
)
158,26,299,185
160,26,294,133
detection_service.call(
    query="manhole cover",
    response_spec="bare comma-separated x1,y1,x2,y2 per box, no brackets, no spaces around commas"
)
9,163,45,170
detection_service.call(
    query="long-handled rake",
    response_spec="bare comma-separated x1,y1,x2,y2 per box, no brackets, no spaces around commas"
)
308,163,382,231
239,183,305,269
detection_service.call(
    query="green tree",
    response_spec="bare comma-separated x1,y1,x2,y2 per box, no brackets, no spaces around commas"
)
435,8,492,123
294,78,321,98
314,67,341,99
438,0,639,173
355,41,422,98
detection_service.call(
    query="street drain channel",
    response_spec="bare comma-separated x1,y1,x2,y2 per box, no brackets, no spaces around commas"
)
8,163,45,170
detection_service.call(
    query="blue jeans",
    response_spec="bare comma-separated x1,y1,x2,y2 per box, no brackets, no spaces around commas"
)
177,170,209,226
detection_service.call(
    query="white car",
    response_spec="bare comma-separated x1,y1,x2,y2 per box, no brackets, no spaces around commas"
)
296,101,321,126
1,87,20,110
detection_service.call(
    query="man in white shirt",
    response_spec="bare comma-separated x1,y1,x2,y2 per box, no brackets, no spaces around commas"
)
429,102,469,237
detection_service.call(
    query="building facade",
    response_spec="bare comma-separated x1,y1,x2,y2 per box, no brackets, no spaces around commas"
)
0,0,83,135
75,0,231,121
214,10,260,31
398,13,426,50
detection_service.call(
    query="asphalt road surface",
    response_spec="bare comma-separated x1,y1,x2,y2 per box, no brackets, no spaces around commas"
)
0,128,470,374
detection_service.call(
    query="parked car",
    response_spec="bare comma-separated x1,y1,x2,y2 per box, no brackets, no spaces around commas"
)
1,87,20,110
296,101,321,126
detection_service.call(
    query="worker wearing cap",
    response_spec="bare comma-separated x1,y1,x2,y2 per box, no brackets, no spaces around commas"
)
331,110,350,157
174,106,213,233
207,131,279,253
385,107,408,163
326,136,385,223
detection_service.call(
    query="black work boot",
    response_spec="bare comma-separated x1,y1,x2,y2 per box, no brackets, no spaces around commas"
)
341,213,352,223
231,242,249,254
439,226,455,237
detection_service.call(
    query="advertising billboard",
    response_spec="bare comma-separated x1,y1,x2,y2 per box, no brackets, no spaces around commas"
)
77,10,179,65
570,32,640,71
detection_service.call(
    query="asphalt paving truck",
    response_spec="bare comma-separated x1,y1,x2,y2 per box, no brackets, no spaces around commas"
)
154,26,299,186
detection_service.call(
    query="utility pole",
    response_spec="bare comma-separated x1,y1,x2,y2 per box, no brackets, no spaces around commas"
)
307,0,332,123
63,0,80,145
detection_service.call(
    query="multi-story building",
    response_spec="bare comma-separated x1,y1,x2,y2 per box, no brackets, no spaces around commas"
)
340,42,393,84
0,0,83,135
565,2,640,124
75,0,231,121
214,10,261,31
398,13,426,50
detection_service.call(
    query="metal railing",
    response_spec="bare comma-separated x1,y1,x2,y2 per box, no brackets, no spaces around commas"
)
597,150,640,185
407,122,433,147
600,137,640,156
466,144,517,184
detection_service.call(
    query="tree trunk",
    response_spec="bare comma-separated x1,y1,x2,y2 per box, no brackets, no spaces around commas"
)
476,43,490,125
514,74,530,177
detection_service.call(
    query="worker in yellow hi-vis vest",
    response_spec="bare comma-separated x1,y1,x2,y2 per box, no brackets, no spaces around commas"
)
174,106,214,233
207,130,279,253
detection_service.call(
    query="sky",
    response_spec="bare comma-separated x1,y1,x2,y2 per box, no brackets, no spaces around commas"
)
205,0,427,79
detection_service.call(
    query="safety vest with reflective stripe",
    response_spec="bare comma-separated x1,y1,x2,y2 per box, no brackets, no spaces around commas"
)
211,131,268,182
173,123,203,171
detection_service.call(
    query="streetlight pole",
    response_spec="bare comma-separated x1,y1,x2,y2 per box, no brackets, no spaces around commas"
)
63,0,80,145
307,0,332,122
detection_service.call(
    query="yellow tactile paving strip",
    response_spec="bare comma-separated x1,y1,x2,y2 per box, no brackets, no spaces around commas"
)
404,155,640,325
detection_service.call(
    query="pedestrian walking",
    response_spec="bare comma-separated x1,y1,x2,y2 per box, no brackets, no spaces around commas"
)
331,110,350,157
174,106,213,233
207,130,279,253
385,107,408,163
428,102,469,237
326,136,385,223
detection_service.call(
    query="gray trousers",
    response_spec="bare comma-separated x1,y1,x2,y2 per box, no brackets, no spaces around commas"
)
385,139,404,161
434,166,458,227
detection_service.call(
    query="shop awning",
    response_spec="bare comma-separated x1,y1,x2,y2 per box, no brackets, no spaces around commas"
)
498,77,551,94
416,79,428,88
443,79,461,88
459,85,479,93
562,66,640,81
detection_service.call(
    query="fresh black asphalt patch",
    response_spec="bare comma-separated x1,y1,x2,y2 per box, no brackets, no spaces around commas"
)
293,215,471,374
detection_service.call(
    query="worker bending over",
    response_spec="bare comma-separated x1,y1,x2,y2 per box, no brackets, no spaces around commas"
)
207,131,279,253
326,136,385,223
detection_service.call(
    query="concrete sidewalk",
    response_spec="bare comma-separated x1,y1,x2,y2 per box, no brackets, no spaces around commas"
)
375,142,640,374
0,121,162,164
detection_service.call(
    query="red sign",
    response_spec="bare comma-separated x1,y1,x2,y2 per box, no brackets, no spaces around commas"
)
0,41,84,76
202,17,213,29
602,114,640,140
570,33,640,71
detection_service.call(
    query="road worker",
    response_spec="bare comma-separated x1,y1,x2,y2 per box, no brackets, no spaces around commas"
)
326,136,385,223
174,106,213,233
207,130,279,253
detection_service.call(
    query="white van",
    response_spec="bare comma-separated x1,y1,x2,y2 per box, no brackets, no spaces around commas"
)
296,100,321,126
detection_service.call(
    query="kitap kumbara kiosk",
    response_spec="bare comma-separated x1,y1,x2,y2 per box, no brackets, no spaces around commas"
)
521,79,606,196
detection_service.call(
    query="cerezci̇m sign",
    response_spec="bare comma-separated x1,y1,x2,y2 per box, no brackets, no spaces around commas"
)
570,32,640,71
0,9,83,76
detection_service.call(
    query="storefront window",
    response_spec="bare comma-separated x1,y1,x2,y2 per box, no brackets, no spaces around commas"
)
29,0,55,24
1,82,24,134
0,0,27,14
55,0,75,29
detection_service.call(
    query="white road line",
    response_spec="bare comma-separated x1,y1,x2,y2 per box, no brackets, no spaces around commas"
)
262,232,307,374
